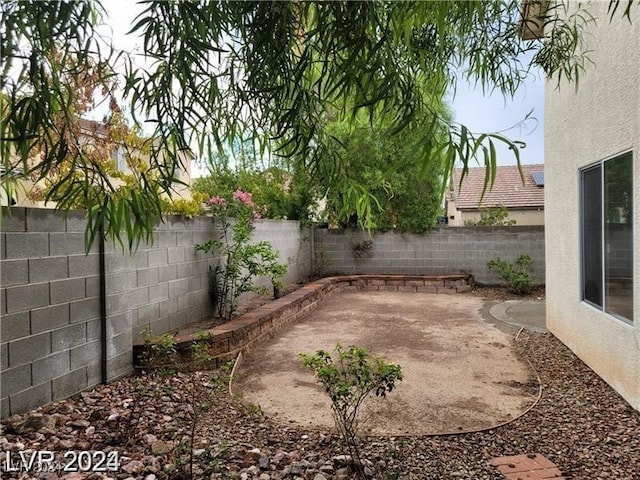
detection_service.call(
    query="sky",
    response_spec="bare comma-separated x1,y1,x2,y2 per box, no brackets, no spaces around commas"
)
449,72,545,167
100,1,545,176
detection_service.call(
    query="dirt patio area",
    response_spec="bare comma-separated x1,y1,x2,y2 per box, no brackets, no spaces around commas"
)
232,291,539,436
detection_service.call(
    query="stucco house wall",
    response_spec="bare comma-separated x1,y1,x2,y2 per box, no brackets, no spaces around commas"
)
545,1,640,410
446,204,544,227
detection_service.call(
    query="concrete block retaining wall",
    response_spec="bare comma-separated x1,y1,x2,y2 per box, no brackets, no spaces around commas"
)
0,208,310,417
313,226,545,285
1,209,103,418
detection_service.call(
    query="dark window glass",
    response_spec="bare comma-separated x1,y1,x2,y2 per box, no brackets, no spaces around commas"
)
582,165,603,307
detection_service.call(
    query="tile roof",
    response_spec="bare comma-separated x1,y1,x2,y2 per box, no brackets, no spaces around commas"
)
452,164,544,210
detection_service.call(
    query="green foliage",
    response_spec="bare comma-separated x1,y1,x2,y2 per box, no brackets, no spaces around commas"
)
195,190,288,321
351,239,374,259
468,205,517,226
191,332,214,369
2,1,632,248
140,327,177,369
192,165,317,222
487,254,535,294
160,192,207,219
300,344,402,478
321,110,448,232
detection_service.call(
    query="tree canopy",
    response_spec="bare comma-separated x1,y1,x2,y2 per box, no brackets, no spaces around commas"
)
192,164,317,223
1,0,635,248
320,106,449,232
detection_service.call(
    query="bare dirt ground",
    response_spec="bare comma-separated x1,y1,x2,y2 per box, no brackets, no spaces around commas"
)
232,291,539,436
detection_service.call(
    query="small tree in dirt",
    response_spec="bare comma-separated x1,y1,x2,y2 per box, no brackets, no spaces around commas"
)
487,254,534,294
195,189,287,321
300,344,403,479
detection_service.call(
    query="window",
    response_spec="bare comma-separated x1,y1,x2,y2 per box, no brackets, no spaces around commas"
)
115,146,130,173
581,152,634,323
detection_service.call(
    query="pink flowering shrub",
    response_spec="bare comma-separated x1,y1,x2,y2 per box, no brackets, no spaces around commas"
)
207,195,227,207
195,190,287,320
232,189,254,207
206,189,265,226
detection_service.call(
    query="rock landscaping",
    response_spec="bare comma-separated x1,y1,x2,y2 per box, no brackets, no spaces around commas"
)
1,330,639,479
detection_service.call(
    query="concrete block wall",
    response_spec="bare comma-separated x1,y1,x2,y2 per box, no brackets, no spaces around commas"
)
314,226,545,285
1,208,310,418
110,215,220,376
1,209,101,419
253,220,312,288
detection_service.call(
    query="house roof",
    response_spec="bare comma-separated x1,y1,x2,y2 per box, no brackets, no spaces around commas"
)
451,164,544,210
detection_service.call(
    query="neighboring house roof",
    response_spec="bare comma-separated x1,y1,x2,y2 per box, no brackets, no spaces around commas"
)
451,164,544,210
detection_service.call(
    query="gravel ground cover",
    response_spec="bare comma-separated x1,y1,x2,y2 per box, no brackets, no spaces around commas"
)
2,325,638,479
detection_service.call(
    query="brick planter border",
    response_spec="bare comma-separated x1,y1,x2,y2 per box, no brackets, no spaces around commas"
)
132,274,473,368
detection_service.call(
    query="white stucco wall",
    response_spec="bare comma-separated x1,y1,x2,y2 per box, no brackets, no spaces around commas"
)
545,1,640,410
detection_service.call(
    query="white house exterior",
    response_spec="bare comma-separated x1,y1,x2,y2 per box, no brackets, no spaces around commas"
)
545,1,639,410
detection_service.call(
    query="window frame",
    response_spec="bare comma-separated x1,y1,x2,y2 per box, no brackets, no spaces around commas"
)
580,150,634,324
580,162,603,310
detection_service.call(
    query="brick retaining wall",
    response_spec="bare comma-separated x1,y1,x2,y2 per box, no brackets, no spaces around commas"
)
132,274,473,369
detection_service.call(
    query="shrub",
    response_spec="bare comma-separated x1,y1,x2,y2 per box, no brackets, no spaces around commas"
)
351,239,374,259
469,205,517,226
191,332,215,369
192,166,317,223
195,190,287,321
140,327,177,369
487,254,534,294
300,344,402,479
160,192,208,218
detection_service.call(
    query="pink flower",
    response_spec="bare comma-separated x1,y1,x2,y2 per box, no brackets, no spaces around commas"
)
208,196,227,207
253,212,262,220
232,189,254,207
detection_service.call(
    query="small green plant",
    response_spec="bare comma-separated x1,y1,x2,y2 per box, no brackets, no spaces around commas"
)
243,402,264,416
191,332,214,369
140,327,177,369
300,344,402,479
352,239,374,259
469,205,517,226
487,254,534,294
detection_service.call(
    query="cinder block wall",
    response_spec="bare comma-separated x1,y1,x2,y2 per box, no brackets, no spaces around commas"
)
1,209,102,418
0,208,310,418
253,220,312,288
314,226,545,285
108,215,221,371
